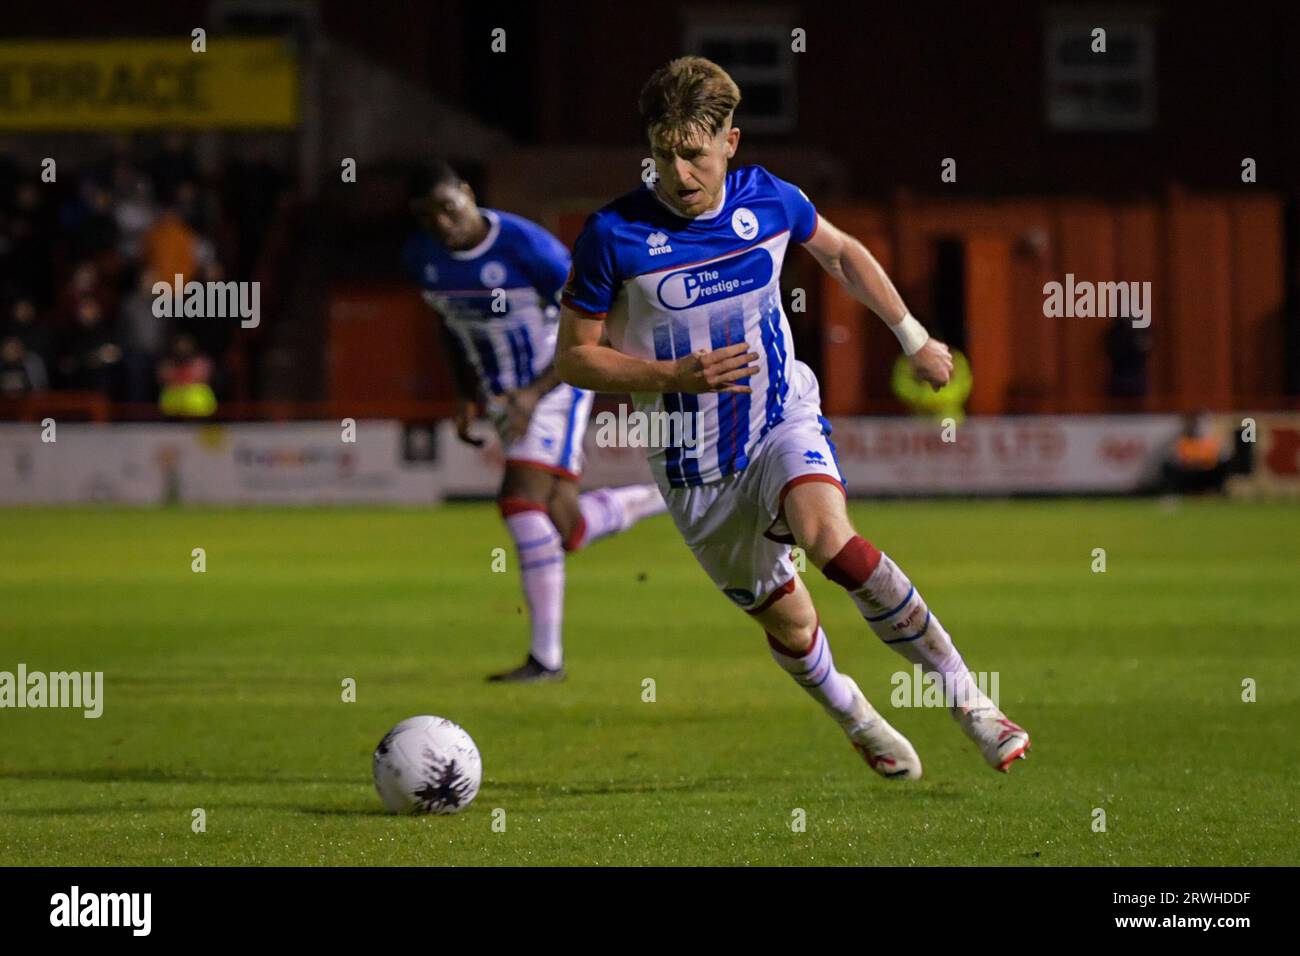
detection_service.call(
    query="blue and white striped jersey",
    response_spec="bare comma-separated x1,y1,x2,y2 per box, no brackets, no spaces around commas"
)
403,209,571,396
562,165,819,487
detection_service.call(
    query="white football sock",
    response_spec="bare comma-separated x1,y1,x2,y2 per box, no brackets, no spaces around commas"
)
850,552,984,711
504,509,565,670
570,483,666,550
767,624,858,722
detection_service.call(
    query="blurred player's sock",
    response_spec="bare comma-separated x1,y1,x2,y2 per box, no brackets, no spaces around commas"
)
501,499,565,670
822,536,982,709
766,621,857,720
566,483,666,551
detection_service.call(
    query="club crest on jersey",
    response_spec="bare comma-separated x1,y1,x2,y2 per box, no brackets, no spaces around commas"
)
479,261,506,287
646,231,673,256
731,207,759,241
423,264,439,283
655,247,773,310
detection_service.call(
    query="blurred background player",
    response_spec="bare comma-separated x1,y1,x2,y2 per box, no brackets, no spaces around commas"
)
556,57,1030,777
404,160,665,682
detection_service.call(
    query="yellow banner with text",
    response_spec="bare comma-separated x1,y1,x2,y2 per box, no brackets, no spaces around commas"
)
0,38,298,129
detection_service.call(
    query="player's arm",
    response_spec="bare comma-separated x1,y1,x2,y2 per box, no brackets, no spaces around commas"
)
555,306,758,394
802,214,953,389
432,316,487,447
437,321,480,401
497,359,564,444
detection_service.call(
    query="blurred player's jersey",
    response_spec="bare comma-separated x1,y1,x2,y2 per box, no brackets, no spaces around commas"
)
403,209,570,396
562,165,819,487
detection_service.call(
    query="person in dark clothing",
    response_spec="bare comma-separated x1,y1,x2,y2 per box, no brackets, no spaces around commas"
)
56,297,122,393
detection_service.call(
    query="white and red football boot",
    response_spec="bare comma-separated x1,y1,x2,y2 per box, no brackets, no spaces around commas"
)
837,677,923,780
952,694,1031,772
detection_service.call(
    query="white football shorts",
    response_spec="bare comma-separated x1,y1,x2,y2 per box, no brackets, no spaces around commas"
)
490,384,595,480
658,364,846,613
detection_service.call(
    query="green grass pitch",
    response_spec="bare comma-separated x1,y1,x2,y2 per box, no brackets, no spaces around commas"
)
1,499,1296,866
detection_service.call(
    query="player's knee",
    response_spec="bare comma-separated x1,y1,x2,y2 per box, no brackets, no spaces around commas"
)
550,505,586,552
799,518,854,568
784,480,852,560
497,494,549,521
764,620,817,656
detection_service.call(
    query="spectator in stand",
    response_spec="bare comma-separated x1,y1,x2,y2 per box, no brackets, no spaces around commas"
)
158,332,216,417
57,297,122,394
1160,412,1234,495
150,133,200,208
62,176,121,269
118,271,168,403
0,336,44,397
0,141,286,405
112,162,158,264
55,261,119,342
1,182,57,304
3,295,52,372
1106,316,1153,399
142,195,208,286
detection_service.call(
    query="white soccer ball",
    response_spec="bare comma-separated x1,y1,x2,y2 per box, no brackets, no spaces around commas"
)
372,715,482,815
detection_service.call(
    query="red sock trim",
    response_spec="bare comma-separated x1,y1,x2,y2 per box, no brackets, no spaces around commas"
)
498,495,548,518
745,576,796,615
562,515,588,552
822,535,882,590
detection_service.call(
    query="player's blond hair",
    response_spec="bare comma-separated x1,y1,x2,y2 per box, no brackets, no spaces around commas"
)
638,56,741,152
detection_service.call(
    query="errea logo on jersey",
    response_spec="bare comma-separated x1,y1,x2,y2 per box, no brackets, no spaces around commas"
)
647,231,673,255
655,247,773,310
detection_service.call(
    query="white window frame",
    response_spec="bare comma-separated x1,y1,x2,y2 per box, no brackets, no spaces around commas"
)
1045,8,1157,131
683,18,797,134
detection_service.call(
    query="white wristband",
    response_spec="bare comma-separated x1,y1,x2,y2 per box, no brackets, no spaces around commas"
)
891,313,929,356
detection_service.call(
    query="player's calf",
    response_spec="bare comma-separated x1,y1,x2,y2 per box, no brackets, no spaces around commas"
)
549,481,666,552
497,495,566,675
753,576,921,780
817,533,1033,772
819,534,978,704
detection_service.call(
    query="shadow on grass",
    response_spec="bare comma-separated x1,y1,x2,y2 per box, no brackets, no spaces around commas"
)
0,803,386,818
0,767,359,785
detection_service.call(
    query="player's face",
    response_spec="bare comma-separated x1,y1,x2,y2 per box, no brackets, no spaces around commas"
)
650,124,739,217
411,182,481,249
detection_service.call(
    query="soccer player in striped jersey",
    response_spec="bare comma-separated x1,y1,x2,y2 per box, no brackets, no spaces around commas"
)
555,59,1030,776
405,161,665,682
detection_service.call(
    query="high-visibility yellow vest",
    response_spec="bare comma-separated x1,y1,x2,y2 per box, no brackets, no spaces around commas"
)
891,350,973,422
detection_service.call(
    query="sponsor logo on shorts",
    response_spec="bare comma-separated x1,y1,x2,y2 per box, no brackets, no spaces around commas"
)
723,587,756,607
